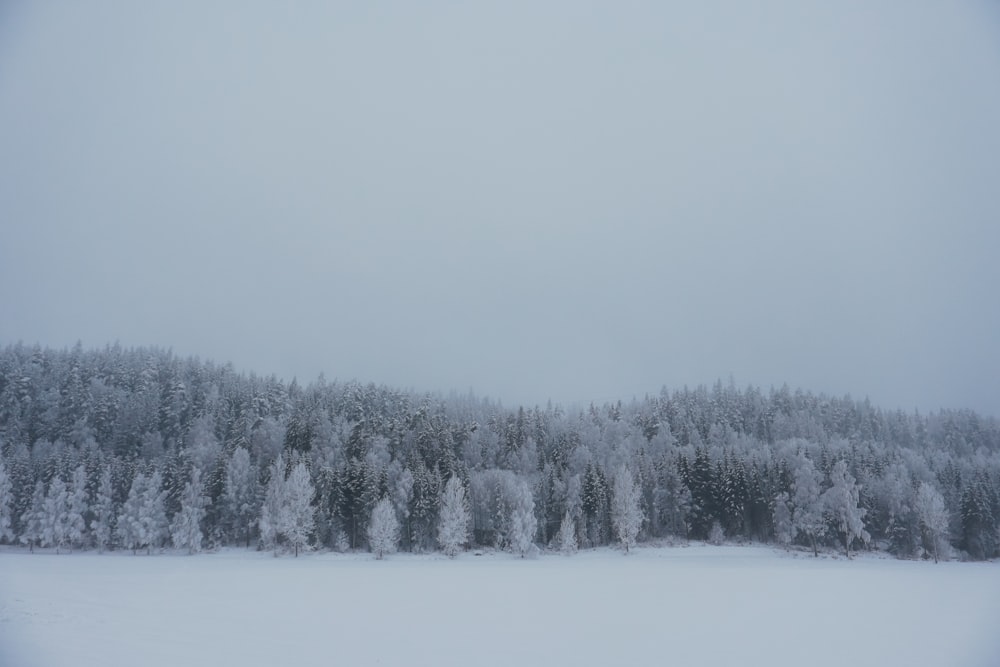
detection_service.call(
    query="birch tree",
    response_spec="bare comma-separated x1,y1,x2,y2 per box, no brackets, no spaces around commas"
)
611,464,643,554
823,461,870,558
367,496,399,559
438,475,470,558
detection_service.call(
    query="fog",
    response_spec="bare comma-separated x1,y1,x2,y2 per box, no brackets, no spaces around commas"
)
2,1,999,415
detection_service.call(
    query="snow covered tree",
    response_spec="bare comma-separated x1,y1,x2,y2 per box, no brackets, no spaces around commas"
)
170,468,208,554
611,464,643,554
0,459,13,543
118,470,168,554
508,479,537,558
392,466,414,551
773,492,794,547
438,475,470,558
259,455,286,554
118,472,147,553
65,465,88,550
556,510,577,555
708,520,725,546
823,460,870,558
142,470,169,553
223,447,258,547
283,461,315,557
367,496,399,559
91,467,115,553
42,477,69,553
915,482,949,563
20,480,45,552
959,475,997,560
788,454,827,557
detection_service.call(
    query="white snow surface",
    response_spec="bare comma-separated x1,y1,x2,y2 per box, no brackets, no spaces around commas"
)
1,544,998,667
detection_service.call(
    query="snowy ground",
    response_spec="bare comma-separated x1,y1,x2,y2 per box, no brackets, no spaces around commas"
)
1,544,998,667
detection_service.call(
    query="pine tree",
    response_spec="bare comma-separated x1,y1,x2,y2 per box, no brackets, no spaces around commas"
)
611,464,643,554
171,468,208,554
367,496,399,560
959,475,997,560
438,475,470,558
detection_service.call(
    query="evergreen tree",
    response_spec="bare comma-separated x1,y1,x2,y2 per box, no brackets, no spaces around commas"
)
959,475,997,560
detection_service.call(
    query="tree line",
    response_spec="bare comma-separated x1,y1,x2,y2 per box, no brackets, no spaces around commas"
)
0,342,998,560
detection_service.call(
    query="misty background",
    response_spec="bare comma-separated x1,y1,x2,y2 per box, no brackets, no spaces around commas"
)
1,1,998,415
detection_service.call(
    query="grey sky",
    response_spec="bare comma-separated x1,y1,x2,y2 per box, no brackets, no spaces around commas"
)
2,1,999,416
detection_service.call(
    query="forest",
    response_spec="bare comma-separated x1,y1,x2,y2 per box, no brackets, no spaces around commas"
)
0,342,997,560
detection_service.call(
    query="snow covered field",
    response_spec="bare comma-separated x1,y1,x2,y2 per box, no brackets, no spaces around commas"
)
2,545,998,667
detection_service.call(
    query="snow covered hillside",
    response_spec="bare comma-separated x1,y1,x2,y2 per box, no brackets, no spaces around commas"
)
2,545,998,667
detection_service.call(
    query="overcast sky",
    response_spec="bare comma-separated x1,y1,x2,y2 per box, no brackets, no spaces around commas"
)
1,1,998,416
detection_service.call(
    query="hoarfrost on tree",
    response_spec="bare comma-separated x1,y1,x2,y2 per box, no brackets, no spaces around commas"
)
915,482,950,563
223,447,259,548
437,475,470,558
611,464,643,554
0,459,15,543
367,496,400,560
91,467,115,553
556,511,577,555
823,460,870,558
283,461,315,557
170,468,208,554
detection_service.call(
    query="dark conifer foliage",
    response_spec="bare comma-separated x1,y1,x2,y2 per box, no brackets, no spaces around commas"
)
1,343,998,559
